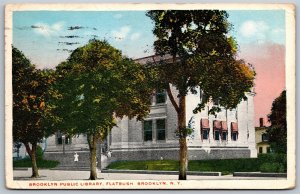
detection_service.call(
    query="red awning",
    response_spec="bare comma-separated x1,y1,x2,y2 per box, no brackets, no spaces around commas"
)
201,119,210,129
221,121,228,131
213,120,221,129
231,122,238,132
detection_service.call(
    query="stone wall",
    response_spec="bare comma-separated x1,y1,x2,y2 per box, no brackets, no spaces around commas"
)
110,147,251,161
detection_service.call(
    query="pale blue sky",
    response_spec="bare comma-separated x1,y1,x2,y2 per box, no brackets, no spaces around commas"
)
13,10,285,69
228,10,285,45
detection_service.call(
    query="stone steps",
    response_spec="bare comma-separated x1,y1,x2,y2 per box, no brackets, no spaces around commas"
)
44,151,112,170
44,151,91,167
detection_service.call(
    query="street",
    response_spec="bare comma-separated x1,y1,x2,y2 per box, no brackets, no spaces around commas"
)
13,169,286,181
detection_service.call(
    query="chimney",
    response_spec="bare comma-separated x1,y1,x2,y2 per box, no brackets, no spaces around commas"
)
259,118,264,127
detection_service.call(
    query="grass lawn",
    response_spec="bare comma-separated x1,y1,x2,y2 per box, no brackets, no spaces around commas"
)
13,158,59,169
107,154,286,175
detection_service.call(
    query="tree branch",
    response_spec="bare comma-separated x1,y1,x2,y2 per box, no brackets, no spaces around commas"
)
166,83,180,113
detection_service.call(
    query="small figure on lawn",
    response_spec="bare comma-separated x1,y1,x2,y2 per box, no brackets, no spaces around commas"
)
74,152,79,162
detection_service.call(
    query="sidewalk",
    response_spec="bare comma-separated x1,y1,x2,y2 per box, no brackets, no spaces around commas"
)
13,169,287,181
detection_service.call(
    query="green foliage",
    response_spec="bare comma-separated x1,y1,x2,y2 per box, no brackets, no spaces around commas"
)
175,116,195,138
13,46,56,144
13,158,59,168
49,39,155,179
267,90,287,153
36,145,43,160
146,10,255,107
107,160,179,171
50,39,153,138
107,154,287,174
257,153,287,168
259,163,285,173
146,10,235,60
189,158,259,175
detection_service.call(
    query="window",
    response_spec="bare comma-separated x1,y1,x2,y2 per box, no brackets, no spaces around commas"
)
262,134,269,142
57,135,62,145
202,129,209,140
214,130,220,140
156,119,166,140
221,121,228,141
213,120,221,140
201,118,210,140
155,90,166,104
144,120,153,141
222,132,227,141
232,132,238,141
267,147,271,153
65,136,71,144
259,147,263,153
56,133,71,145
231,122,238,141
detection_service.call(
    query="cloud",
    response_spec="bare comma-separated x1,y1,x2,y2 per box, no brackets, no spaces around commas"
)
33,21,64,37
111,26,131,41
52,22,64,31
239,20,269,42
130,32,141,40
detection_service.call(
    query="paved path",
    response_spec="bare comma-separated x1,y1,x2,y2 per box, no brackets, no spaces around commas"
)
13,169,286,181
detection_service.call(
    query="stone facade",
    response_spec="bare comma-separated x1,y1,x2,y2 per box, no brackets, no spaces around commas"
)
109,86,257,161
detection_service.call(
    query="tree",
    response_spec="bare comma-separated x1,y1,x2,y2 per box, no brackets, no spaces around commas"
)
12,47,55,178
267,90,287,153
51,39,153,180
146,10,255,180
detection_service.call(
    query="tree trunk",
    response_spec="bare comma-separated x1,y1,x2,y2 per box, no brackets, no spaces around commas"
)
165,69,188,180
24,142,39,178
178,96,187,180
88,134,98,180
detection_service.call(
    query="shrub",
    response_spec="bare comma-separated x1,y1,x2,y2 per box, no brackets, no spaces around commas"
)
257,153,287,172
13,158,59,168
259,162,285,173
36,145,44,160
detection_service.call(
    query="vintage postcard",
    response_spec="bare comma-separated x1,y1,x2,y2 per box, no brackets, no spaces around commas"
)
5,3,295,189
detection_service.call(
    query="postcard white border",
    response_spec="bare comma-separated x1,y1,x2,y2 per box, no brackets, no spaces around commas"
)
5,3,296,189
